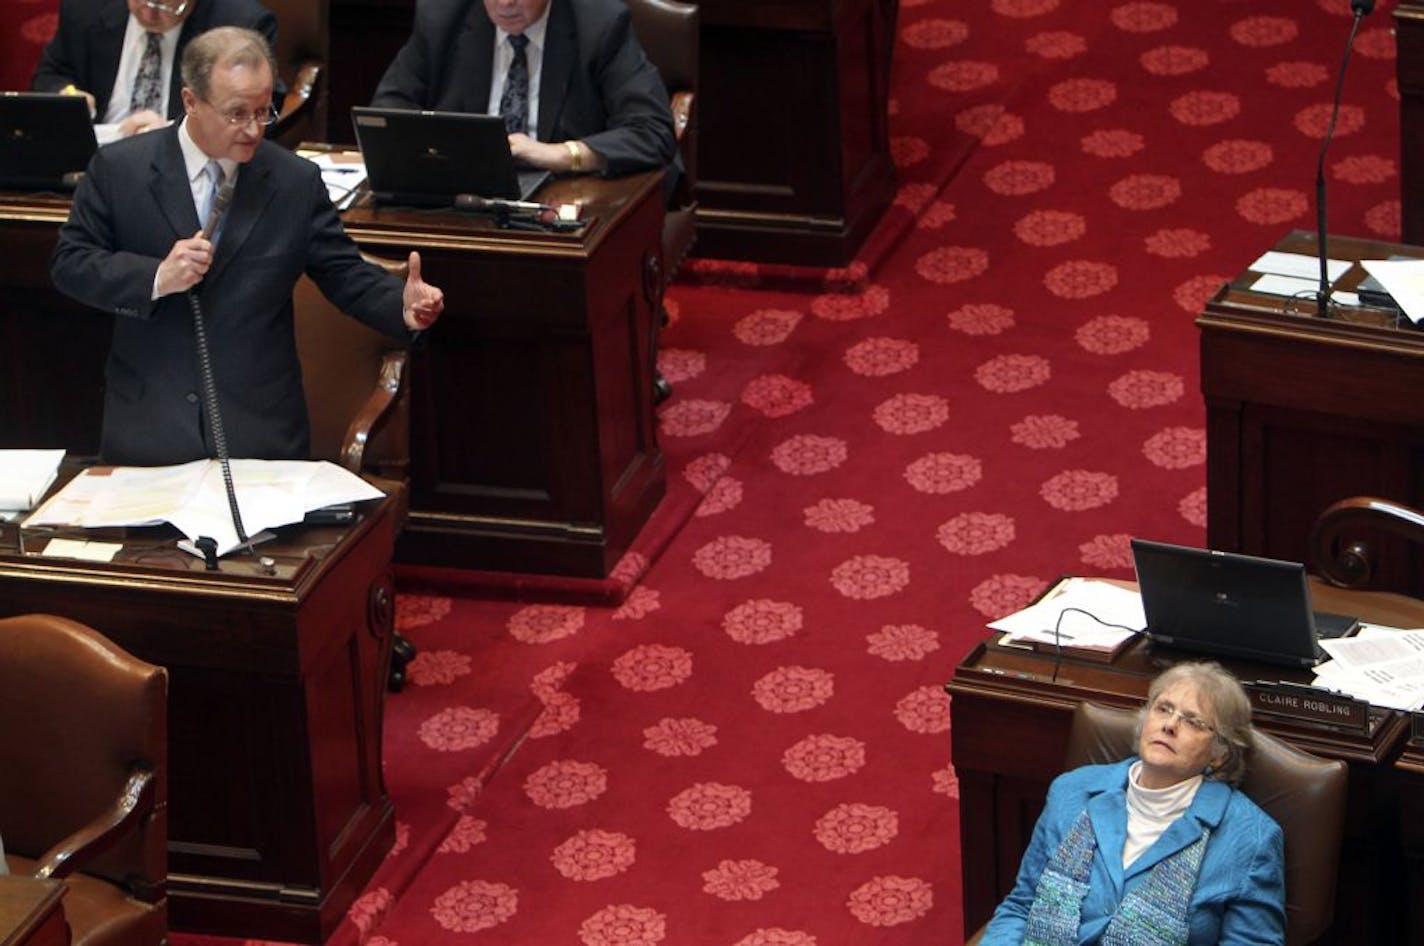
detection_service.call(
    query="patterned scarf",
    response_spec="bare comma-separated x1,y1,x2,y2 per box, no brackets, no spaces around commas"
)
1023,810,1209,946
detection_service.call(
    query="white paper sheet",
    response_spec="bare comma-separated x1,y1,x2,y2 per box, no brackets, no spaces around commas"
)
1359,258,1424,323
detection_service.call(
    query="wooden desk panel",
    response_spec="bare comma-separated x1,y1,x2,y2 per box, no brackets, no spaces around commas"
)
0,498,398,944
693,0,898,266
948,579,1422,946
1199,230,1424,596
0,877,68,946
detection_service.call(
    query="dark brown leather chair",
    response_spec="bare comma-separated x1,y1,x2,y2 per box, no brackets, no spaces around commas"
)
0,613,168,946
263,0,330,148
966,701,1348,946
292,252,416,689
293,253,411,485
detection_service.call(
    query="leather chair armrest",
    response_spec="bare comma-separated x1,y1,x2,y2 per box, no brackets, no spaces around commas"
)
339,349,408,475
1309,495,1424,588
34,767,159,882
271,60,322,141
670,90,693,142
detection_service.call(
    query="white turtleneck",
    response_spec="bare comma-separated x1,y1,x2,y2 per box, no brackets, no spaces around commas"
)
1123,760,1203,867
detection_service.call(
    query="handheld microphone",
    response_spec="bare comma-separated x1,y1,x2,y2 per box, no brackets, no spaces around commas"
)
201,182,236,242
453,193,550,215
1315,1,1372,316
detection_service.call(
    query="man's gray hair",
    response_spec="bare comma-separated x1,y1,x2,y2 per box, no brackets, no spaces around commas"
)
181,26,277,102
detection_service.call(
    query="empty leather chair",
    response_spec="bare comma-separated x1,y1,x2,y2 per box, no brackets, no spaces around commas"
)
263,0,330,148
0,613,168,946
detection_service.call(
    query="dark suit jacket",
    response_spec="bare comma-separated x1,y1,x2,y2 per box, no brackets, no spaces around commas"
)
32,0,281,124
371,0,676,177
51,125,409,466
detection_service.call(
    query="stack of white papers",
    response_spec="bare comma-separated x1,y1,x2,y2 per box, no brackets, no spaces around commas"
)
988,578,1145,652
0,449,64,515
1313,626,1424,710
23,459,384,556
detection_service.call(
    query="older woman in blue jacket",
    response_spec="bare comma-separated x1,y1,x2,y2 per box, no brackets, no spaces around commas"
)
982,661,1285,946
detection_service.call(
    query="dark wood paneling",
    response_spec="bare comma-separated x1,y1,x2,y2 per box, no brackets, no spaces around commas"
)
1200,230,1424,596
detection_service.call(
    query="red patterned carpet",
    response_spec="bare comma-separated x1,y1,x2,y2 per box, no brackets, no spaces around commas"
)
2,0,1402,944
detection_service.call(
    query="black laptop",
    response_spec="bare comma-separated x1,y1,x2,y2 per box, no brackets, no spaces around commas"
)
1131,538,1359,668
350,106,549,207
0,92,97,190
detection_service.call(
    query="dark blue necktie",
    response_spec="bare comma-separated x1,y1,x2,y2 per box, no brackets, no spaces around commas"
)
499,34,530,134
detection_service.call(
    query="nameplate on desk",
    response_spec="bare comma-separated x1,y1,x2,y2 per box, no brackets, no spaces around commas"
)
1246,682,1370,733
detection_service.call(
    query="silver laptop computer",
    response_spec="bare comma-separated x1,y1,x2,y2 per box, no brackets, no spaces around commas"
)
351,106,549,207
0,92,97,190
1131,538,1359,668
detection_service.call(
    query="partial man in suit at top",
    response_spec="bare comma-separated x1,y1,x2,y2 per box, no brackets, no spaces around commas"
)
32,0,281,140
371,0,678,189
51,26,445,467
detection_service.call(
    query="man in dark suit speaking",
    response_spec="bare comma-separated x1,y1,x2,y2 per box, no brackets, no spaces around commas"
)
371,0,677,183
32,0,281,140
51,26,445,467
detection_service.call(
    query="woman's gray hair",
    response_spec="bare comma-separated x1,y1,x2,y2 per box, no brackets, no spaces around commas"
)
1136,661,1255,786
181,27,277,102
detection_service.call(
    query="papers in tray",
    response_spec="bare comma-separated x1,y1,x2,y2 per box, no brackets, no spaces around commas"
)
0,449,64,512
22,458,385,557
1313,626,1424,710
989,577,1144,662
300,149,367,210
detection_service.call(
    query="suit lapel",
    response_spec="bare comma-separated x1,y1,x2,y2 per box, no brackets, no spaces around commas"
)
1086,787,1128,899
92,0,130,115
151,128,200,240
538,0,576,141
207,150,276,284
449,7,496,113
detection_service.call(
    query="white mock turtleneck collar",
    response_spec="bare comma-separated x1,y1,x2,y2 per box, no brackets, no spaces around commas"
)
1122,760,1203,867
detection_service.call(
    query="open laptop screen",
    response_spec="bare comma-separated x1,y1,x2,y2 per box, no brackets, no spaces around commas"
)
351,106,548,206
0,92,97,190
1130,538,1357,668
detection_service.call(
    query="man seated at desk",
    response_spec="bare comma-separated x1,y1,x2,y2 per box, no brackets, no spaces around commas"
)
371,0,678,190
50,26,444,467
32,0,283,142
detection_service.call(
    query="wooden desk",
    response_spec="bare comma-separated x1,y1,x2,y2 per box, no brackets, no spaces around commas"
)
1199,230,1424,595
0,169,666,579
693,0,898,266
0,496,398,944
342,171,666,577
0,877,68,946
947,579,1423,946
